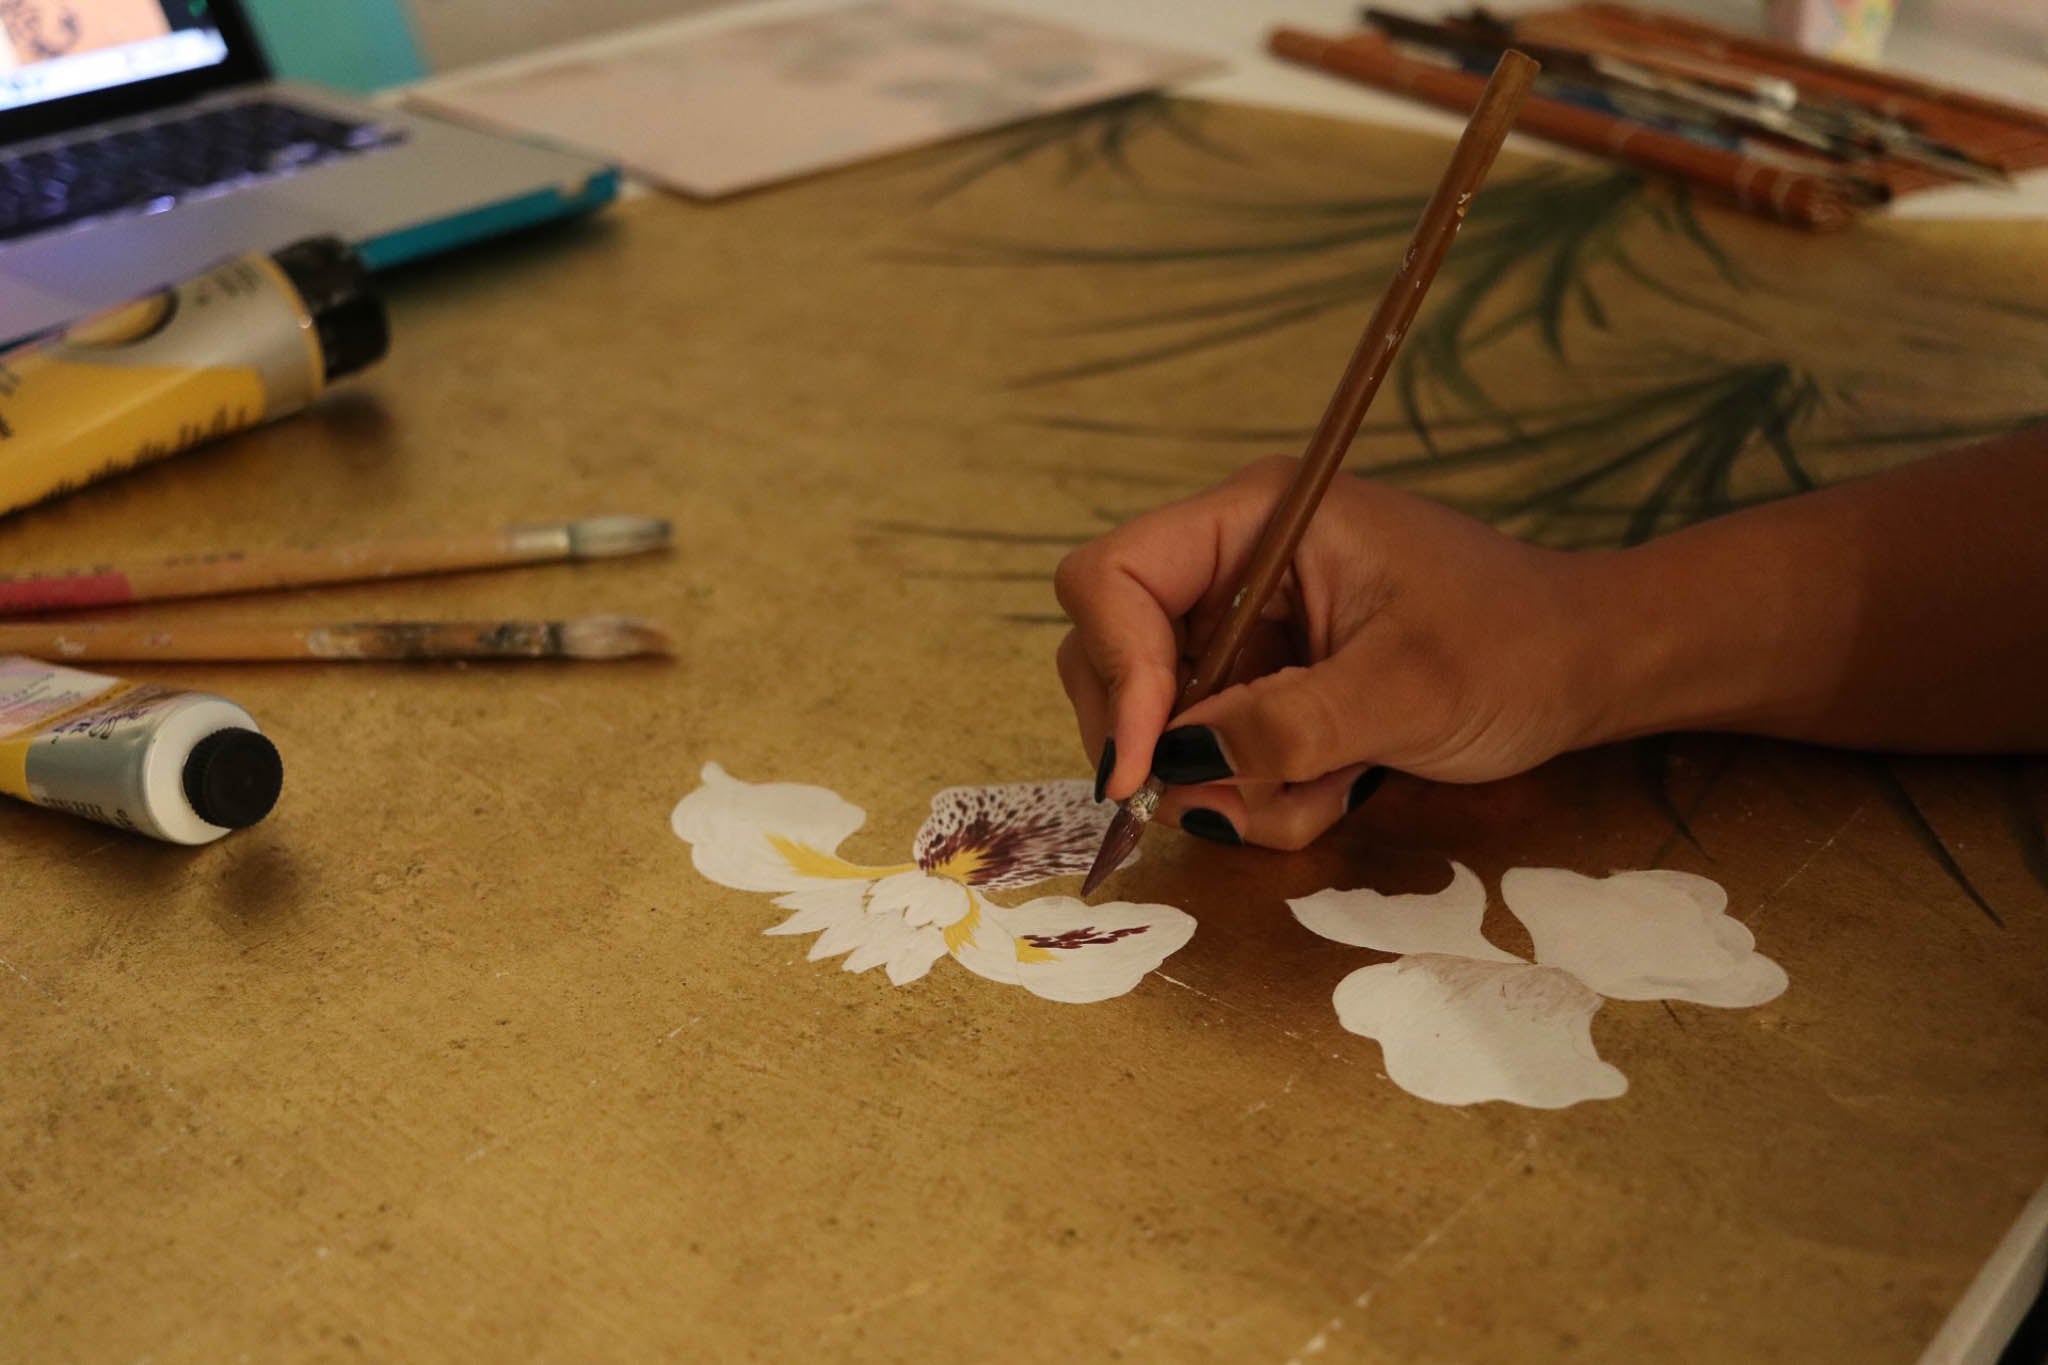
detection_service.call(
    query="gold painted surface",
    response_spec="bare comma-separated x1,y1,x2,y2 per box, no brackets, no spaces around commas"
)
2,101,2045,1361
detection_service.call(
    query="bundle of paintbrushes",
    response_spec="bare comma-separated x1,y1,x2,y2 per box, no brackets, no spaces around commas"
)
1270,2,2048,229
0,515,676,662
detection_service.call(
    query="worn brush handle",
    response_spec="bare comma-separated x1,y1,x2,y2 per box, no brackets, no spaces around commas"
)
0,619,582,662
1176,48,1540,713
0,529,563,616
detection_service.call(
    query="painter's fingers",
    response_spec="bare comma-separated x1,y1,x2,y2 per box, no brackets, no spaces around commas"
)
1151,779,1258,849
1157,765,1379,852
1155,650,1409,789
1054,466,1301,799
1056,628,1113,788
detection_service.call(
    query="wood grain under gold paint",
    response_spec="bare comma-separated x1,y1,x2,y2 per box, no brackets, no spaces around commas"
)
1,101,2044,1362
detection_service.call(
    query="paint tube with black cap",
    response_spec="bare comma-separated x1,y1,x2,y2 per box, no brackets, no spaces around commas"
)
0,235,388,519
0,656,282,844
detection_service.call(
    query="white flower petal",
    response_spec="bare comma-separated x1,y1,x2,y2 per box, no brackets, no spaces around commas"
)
790,903,937,986
1288,862,1519,961
884,930,950,986
671,762,890,893
1660,949,1790,1008
963,895,1196,1004
914,779,1127,889
946,899,1023,987
1332,956,1628,1109
841,914,924,975
1503,868,1787,1007
867,870,972,928
764,883,867,937
808,914,872,963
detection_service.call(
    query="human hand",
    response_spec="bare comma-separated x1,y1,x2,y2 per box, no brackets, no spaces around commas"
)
1054,455,1612,850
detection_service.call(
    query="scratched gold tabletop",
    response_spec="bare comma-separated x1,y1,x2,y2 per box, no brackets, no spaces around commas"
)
4,101,2045,1361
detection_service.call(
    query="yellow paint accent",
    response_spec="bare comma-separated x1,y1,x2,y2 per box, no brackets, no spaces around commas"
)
942,902,981,954
927,848,987,883
766,835,909,882
1014,940,1056,965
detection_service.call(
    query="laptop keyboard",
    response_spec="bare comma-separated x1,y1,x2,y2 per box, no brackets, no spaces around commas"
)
0,98,402,244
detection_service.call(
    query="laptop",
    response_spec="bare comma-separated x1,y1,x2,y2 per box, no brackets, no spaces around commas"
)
0,0,619,342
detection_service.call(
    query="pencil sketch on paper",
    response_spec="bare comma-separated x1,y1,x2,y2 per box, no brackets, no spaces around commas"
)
1290,862,1787,1108
671,762,1193,1002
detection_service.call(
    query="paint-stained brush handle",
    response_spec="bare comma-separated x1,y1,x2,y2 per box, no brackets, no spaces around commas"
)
0,516,672,616
1080,49,1541,900
0,616,674,663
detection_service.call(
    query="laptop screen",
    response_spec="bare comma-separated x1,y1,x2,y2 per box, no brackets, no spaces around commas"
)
1,1,231,112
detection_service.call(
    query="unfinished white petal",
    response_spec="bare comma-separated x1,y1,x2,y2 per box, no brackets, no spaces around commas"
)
1662,947,1789,1008
1333,956,1626,1108
1289,862,1519,962
671,762,881,892
1503,868,1787,1007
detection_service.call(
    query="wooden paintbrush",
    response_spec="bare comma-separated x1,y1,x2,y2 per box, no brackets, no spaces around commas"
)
1079,49,1540,899
0,515,672,616
0,616,674,663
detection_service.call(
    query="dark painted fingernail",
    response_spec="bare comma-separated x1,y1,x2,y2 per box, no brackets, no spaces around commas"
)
1346,766,1389,813
1180,808,1241,846
1153,726,1232,784
1092,738,1116,804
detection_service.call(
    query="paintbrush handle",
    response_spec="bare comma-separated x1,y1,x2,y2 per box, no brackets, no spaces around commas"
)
0,618,669,662
0,528,567,615
1270,29,1874,228
1081,50,1540,900
1179,49,1537,711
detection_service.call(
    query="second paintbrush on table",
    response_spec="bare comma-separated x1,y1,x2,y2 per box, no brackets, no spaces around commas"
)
0,616,675,662
0,515,672,616
1079,49,1541,898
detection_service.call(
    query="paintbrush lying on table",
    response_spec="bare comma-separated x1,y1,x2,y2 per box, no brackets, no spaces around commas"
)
0,515,672,616
1079,49,1540,898
0,616,674,663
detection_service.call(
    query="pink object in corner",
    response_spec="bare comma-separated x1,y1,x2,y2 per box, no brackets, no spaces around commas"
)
1766,0,1899,62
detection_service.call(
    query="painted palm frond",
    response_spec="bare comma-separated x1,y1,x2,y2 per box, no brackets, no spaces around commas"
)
910,92,1235,202
909,166,1744,414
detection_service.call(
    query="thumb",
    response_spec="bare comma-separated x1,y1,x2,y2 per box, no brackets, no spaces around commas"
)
1156,662,1377,787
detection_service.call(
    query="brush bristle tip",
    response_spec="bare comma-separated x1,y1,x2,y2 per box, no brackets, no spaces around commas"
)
557,615,675,660
566,515,673,559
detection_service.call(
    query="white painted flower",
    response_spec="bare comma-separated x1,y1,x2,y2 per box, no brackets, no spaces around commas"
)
671,763,1193,1003
1290,863,1787,1109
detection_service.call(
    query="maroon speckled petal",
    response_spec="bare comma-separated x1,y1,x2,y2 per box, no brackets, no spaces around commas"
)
913,779,1118,889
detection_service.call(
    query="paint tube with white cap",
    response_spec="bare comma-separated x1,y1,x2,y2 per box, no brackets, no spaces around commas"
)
0,656,282,844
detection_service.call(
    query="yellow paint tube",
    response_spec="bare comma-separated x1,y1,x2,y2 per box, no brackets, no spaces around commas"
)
0,236,387,519
0,655,282,844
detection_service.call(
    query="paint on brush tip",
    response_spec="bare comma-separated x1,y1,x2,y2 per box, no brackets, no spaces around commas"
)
555,615,672,659
297,616,672,660
1290,863,1786,1108
670,763,1192,1002
565,515,673,558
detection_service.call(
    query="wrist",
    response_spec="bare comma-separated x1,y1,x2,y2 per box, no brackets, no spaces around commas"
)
1560,518,1861,748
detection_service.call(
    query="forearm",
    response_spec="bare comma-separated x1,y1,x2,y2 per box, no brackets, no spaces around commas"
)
1574,425,2048,753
